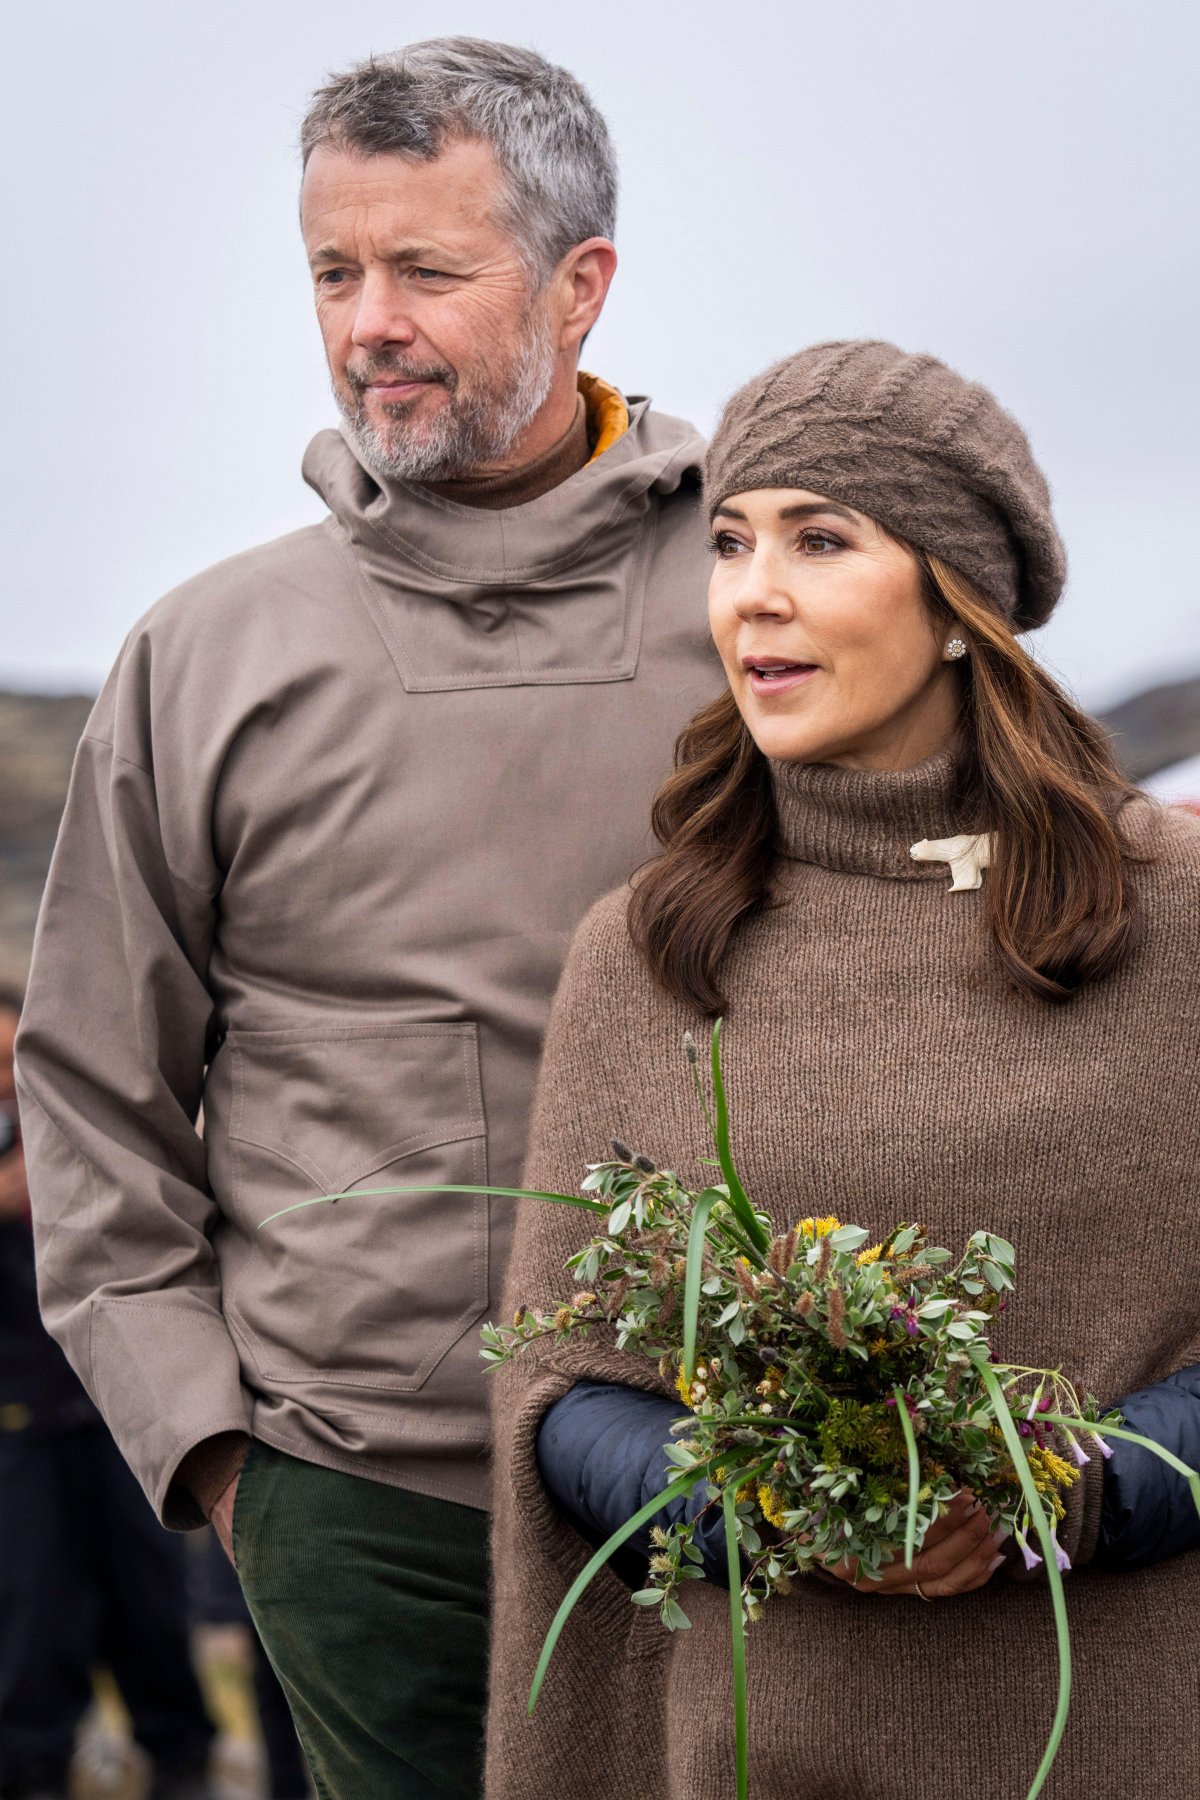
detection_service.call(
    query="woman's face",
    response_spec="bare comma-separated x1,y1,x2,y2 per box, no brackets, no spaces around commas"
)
708,488,962,769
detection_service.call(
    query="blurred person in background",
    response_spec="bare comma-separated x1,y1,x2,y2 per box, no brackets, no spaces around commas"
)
0,991,218,1800
15,36,718,1800
190,1534,311,1800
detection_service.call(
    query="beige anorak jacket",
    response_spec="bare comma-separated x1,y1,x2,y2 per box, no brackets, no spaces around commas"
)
16,402,718,1525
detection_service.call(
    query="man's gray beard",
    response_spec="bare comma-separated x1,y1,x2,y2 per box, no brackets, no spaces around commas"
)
336,309,558,484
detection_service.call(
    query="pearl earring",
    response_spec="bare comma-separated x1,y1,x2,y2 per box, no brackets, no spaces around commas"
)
944,637,968,661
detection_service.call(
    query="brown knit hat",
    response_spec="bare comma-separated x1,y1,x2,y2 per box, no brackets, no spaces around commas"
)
703,340,1066,631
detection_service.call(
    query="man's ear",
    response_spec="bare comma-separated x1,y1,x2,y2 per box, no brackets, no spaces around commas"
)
555,239,618,352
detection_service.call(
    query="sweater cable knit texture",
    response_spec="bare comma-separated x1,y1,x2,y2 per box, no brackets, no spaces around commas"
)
487,753,1200,1800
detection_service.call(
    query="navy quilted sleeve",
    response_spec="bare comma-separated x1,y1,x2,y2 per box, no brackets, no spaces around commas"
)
1097,1363,1200,1569
536,1381,730,1585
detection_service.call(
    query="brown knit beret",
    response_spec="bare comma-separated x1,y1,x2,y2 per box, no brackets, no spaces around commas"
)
704,340,1066,631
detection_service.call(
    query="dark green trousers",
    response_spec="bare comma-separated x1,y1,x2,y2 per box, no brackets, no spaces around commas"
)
233,1441,490,1799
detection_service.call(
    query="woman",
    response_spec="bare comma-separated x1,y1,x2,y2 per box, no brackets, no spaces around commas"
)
485,342,1200,1799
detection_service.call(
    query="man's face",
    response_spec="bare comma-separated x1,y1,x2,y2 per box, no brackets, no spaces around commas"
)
301,139,558,481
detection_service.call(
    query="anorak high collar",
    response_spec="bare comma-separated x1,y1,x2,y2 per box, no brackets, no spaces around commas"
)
769,746,970,880
302,397,704,586
302,400,705,695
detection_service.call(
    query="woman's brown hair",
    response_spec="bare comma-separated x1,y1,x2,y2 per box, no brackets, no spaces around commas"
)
628,554,1145,1014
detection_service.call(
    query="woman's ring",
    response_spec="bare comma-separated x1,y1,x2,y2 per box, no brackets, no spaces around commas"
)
914,1582,932,1601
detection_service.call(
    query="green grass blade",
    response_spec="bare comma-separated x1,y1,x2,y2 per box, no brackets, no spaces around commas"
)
682,1186,720,1384
710,1019,769,1254
259,1183,608,1229
893,1386,921,1569
978,1358,1072,1800
529,1468,701,1714
723,1483,750,1800
1043,1415,1200,1524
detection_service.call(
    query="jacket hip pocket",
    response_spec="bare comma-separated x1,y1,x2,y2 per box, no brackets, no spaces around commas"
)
220,1020,487,1392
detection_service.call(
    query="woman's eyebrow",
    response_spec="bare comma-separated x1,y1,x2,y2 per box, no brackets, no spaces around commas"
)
776,501,859,524
713,500,860,525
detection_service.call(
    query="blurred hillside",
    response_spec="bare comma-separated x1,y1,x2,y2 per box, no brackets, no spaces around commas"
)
1099,675,1200,783
0,691,94,990
1,676,1198,990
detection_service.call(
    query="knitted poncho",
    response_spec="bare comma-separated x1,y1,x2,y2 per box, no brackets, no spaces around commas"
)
486,751,1200,1800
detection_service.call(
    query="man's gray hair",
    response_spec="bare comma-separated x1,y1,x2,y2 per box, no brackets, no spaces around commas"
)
300,38,618,285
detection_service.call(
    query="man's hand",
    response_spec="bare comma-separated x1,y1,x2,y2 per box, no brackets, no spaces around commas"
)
827,1488,1008,1598
211,1470,241,1567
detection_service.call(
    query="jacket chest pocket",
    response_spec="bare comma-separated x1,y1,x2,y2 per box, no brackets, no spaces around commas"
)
223,1020,487,1392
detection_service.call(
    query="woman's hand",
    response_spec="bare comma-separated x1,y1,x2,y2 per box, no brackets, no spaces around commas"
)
827,1488,1008,1599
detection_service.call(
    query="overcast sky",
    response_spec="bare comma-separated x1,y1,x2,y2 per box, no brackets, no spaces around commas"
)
3,0,1197,711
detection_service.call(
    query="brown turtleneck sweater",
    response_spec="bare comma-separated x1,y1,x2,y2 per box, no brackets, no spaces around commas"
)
486,751,1200,1800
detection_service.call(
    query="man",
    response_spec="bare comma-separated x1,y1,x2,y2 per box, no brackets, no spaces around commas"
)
0,993,218,1800
16,38,717,1799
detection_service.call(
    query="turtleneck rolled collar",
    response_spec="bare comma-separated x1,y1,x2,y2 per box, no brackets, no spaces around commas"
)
769,746,977,880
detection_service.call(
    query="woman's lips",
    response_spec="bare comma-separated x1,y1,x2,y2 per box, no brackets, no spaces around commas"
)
744,661,819,697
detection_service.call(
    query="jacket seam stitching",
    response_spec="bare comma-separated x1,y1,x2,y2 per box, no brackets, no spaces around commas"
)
225,1024,476,1043
252,1420,488,1466
229,1118,485,1190
82,732,152,777
95,1298,230,1318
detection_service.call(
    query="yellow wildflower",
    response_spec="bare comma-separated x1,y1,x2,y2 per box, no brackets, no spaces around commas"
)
1038,1448,1079,1488
797,1216,841,1239
856,1244,883,1266
1029,1445,1080,1492
757,1483,790,1529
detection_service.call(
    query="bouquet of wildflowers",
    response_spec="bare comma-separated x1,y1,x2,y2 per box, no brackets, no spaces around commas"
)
485,1193,1098,1608
265,1021,1200,1800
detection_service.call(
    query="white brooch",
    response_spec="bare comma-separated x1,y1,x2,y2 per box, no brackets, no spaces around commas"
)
908,833,994,892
